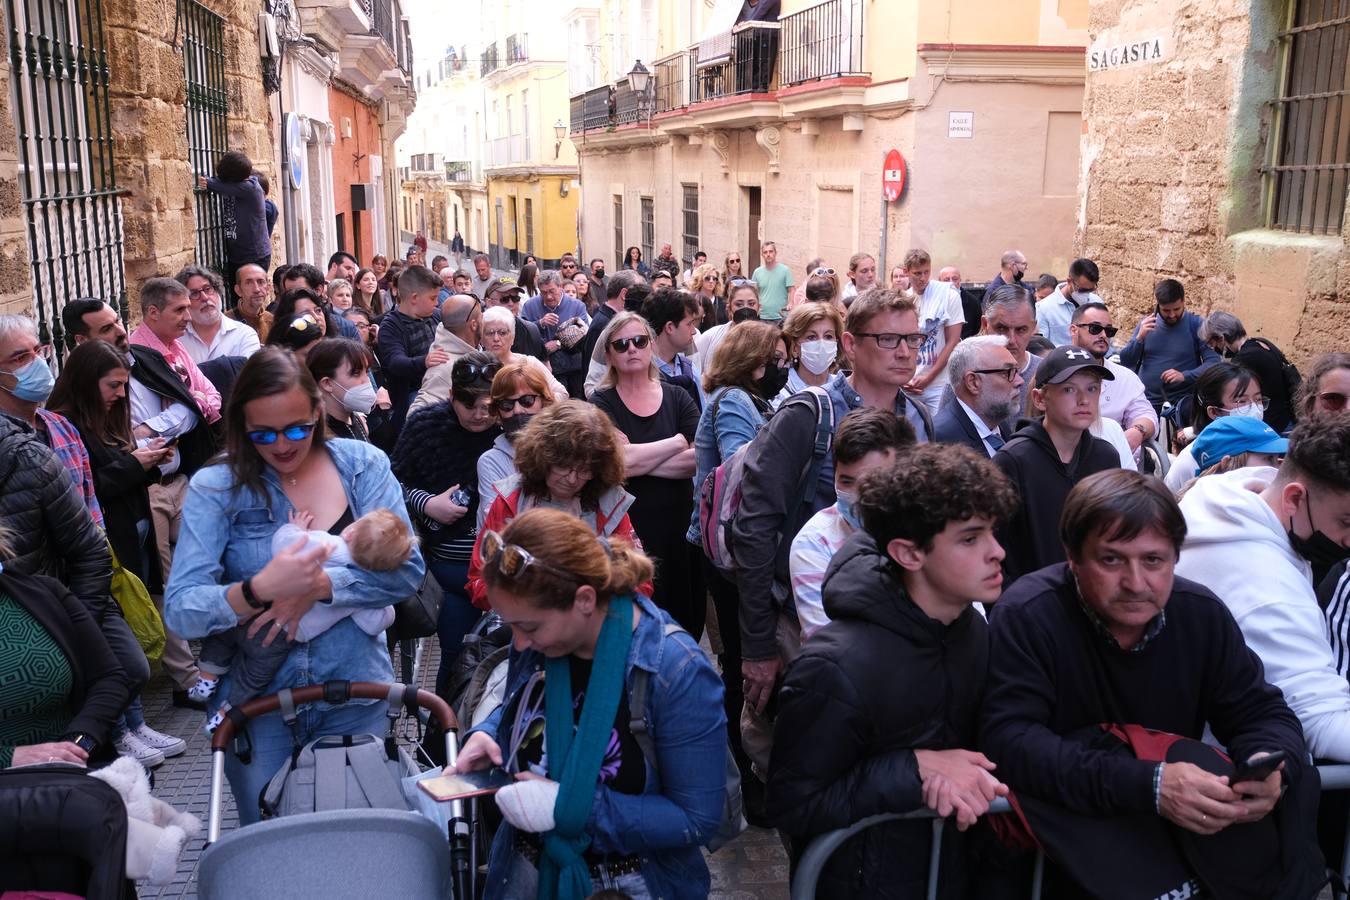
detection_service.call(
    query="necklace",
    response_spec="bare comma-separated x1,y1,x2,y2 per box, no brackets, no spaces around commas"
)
286,475,298,486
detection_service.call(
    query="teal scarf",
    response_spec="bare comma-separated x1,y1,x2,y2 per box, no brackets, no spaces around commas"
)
537,594,634,900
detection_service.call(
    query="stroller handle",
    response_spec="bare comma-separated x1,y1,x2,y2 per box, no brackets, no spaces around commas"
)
209,680,457,751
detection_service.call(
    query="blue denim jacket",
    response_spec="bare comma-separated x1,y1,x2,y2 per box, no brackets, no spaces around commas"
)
686,386,766,545
473,593,727,900
164,438,425,703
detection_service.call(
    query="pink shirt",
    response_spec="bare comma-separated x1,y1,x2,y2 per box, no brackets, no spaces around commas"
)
130,323,222,423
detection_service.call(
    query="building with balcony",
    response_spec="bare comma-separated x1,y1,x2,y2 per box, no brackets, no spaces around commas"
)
480,1,581,269
397,10,491,264
569,0,1089,284
286,0,415,267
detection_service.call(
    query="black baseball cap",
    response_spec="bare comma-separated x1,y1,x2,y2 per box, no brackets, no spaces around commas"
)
1035,346,1116,387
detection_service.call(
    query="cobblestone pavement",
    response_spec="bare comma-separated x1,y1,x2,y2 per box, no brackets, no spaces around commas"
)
134,639,789,899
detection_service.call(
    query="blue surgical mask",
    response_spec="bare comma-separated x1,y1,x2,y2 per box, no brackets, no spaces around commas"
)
0,356,55,403
836,491,862,530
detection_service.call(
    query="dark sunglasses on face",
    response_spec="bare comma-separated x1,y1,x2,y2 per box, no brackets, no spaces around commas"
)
494,393,540,414
246,421,318,445
610,334,651,353
1078,322,1119,338
1318,391,1349,411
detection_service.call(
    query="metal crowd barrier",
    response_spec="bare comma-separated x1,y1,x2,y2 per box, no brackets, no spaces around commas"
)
789,764,1350,900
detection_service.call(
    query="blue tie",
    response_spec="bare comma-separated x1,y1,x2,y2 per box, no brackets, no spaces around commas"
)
985,432,1005,455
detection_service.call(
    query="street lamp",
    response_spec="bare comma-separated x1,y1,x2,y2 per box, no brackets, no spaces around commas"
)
553,118,566,159
627,59,653,123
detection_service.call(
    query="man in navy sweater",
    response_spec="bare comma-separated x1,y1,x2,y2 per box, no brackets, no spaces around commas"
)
1117,278,1221,412
980,470,1323,898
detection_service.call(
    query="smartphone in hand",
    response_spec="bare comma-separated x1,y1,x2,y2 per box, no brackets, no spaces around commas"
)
1231,750,1287,786
418,766,514,802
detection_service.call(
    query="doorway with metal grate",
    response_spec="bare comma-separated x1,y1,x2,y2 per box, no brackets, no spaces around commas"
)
5,0,127,353
181,0,229,276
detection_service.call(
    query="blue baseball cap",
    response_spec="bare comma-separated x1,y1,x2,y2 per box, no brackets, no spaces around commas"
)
1192,416,1288,475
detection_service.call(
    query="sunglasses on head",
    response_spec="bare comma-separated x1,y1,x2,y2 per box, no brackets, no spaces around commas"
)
1078,322,1119,338
246,421,318,445
494,393,540,414
812,267,837,277
456,361,502,383
609,334,651,353
729,278,753,286
481,530,575,582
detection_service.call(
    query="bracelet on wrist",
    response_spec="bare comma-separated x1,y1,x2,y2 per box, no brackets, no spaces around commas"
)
241,577,271,611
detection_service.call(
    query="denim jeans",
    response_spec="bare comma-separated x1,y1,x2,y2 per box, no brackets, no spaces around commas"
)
427,559,482,694
224,699,389,826
494,848,653,900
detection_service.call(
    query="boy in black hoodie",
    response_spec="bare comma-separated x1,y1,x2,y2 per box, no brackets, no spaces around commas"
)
993,345,1119,584
766,443,1019,898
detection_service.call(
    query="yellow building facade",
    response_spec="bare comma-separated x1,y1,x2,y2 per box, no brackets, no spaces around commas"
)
481,1,581,268
568,0,1090,284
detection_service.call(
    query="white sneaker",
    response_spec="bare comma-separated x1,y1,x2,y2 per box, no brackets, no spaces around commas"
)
115,729,165,768
132,723,187,758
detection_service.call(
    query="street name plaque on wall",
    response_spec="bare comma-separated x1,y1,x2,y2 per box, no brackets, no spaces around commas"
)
1087,35,1169,72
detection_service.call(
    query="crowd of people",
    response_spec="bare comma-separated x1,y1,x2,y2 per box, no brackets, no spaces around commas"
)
3,226,1350,900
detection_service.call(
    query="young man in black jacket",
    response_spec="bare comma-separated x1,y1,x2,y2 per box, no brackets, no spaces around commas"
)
376,264,447,435
980,470,1324,899
767,443,1018,898
993,344,1119,584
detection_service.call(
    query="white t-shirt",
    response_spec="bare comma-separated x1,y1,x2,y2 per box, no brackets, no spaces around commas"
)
915,281,965,412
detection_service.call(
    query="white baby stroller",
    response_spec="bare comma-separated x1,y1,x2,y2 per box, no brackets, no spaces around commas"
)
197,681,477,900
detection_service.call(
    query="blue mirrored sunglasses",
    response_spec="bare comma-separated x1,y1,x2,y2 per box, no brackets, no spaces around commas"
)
246,421,318,445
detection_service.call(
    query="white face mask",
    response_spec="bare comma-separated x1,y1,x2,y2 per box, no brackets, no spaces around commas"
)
1225,402,1265,420
336,380,377,415
798,339,837,376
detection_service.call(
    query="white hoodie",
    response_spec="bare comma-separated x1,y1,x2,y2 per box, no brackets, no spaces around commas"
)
1176,466,1350,760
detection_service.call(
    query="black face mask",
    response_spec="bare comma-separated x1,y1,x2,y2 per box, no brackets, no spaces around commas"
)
732,307,760,324
1288,493,1350,584
755,364,790,398
594,268,606,279
1011,270,1024,283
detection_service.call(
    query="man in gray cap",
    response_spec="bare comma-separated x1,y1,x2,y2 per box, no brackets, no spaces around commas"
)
411,293,483,414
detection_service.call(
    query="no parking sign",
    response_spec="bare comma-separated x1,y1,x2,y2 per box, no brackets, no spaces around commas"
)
882,149,906,202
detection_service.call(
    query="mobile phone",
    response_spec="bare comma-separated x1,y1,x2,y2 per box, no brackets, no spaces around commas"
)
418,766,514,802
1231,750,1288,785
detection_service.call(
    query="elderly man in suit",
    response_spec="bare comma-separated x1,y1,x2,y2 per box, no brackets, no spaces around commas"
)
933,335,1023,457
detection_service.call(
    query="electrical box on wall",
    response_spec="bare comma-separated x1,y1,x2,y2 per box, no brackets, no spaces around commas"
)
351,183,376,211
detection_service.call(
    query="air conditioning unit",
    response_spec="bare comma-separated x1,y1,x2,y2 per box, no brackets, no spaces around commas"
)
351,183,377,211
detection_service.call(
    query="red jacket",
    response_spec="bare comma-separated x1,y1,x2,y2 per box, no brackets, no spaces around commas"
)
467,476,649,609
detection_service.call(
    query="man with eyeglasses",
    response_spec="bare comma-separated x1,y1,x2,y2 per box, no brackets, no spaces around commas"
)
934,335,1022,457
1177,414,1350,767
731,289,934,751
1070,301,1157,454
175,265,261,364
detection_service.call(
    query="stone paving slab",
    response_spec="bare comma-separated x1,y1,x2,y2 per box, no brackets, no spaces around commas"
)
134,639,790,899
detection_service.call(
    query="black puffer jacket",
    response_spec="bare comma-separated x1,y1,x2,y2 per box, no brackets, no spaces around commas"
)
765,531,990,899
0,414,113,617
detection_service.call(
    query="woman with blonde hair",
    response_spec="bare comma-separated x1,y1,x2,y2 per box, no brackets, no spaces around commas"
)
776,302,843,403
476,361,561,528
453,507,727,900
468,400,644,606
688,262,727,330
591,312,703,634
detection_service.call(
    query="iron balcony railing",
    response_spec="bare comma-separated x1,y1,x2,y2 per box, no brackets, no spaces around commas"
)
505,32,528,65
779,0,865,86
654,51,691,113
570,84,613,132
370,0,410,74
481,41,499,76
691,20,780,103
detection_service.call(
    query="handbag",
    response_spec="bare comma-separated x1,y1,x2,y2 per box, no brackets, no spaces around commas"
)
109,544,165,669
387,567,443,641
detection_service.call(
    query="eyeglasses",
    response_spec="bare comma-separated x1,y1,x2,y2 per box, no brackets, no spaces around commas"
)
704,274,720,282
483,328,512,339
972,366,1020,382
1076,322,1119,338
812,267,837,277
3,343,53,366
188,287,219,300
609,334,651,353
1226,398,1272,412
855,331,925,350
481,530,575,582
246,421,318,445
494,393,540,414
1318,391,1349,411
727,258,741,264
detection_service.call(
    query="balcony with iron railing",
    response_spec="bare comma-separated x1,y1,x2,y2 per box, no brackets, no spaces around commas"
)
779,0,865,87
481,42,499,76
505,33,528,65
653,51,691,114
690,20,780,104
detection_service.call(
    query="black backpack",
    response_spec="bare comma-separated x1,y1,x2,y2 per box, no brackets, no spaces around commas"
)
1247,337,1303,407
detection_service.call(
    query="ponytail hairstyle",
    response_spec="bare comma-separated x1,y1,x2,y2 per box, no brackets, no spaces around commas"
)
483,507,653,610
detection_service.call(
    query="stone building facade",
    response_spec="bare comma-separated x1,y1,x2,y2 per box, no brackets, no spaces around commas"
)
1080,0,1348,361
